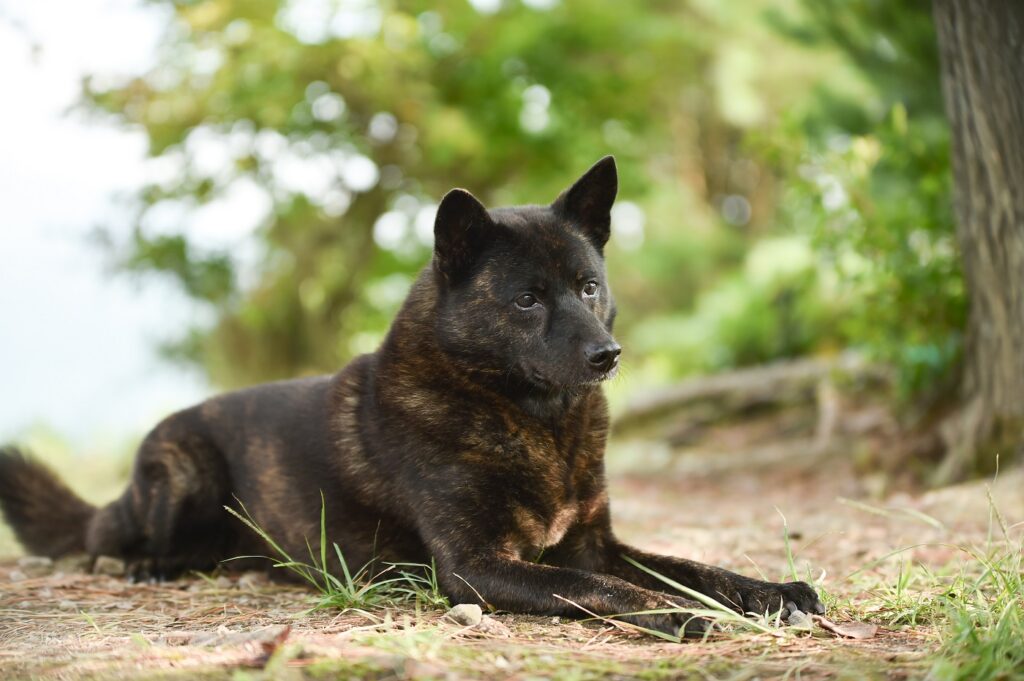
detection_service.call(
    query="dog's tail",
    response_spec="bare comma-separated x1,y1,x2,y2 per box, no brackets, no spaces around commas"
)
0,446,96,557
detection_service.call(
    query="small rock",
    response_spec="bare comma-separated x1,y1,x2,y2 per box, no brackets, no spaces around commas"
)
786,609,812,628
213,575,233,589
58,599,77,611
477,615,512,637
551,616,560,624
237,571,267,589
446,603,483,627
92,556,126,577
8,570,27,582
17,556,54,577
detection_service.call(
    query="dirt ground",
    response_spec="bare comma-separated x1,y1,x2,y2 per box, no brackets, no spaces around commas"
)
1,453,1021,680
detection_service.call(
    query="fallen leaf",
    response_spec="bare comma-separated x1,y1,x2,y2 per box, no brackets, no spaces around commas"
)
812,615,878,639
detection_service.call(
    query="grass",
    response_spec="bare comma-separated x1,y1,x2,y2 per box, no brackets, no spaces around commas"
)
224,493,449,614
831,478,1024,681
932,552,1024,680
928,489,1024,681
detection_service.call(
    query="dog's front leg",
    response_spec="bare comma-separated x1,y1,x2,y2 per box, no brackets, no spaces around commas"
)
435,551,711,638
605,541,825,618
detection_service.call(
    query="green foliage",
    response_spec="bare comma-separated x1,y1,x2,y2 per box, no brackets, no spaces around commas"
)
83,0,847,388
628,236,847,384
767,0,965,399
931,547,1024,681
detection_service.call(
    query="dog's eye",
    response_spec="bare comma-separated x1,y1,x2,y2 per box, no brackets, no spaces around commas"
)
515,293,539,309
582,281,599,297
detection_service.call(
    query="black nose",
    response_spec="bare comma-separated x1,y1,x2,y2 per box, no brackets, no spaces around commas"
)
585,341,622,373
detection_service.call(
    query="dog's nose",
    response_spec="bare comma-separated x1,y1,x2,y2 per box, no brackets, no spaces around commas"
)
585,341,621,373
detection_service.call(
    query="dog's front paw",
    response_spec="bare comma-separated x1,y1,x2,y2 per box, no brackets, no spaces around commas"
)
728,579,825,618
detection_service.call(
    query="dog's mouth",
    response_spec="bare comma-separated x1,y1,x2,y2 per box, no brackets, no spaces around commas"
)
583,365,619,385
526,365,618,390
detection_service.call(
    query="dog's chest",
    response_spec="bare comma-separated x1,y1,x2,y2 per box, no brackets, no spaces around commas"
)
470,398,605,557
512,503,578,552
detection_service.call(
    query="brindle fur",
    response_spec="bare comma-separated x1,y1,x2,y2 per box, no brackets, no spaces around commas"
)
0,157,824,638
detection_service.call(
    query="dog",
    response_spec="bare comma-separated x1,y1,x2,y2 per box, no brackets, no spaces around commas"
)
0,156,824,637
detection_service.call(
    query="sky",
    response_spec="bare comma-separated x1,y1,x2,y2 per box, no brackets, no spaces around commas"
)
0,0,209,447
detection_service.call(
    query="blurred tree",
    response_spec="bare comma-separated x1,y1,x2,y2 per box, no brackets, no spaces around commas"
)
767,0,964,405
932,0,1024,483
84,0,750,388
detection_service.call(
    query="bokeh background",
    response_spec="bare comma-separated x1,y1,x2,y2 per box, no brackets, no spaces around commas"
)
0,0,965,506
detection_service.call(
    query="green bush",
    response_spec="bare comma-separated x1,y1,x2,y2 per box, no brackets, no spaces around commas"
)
766,1,966,400
628,236,847,383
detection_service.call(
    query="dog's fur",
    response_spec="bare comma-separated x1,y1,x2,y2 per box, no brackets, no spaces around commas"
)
0,157,823,637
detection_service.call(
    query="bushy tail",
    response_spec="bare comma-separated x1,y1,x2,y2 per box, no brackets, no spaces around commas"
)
0,446,96,557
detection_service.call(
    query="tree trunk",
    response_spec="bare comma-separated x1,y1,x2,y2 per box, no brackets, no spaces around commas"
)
932,0,1024,483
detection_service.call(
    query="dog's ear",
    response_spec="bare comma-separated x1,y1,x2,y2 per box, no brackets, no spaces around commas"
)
551,155,618,250
433,188,495,283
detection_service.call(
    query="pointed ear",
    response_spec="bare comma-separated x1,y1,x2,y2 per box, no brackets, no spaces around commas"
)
433,188,495,283
551,155,618,250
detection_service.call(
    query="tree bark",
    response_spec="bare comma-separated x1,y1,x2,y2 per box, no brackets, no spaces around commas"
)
933,0,1024,483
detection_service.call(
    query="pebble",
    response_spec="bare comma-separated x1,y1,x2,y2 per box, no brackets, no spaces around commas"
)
17,556,54,578
786,608,812,628
8,570,27,582
58,599,77,611
446,603,483,627
237,571,267,589
477,615,512,637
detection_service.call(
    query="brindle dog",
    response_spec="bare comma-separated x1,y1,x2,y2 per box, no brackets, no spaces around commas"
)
0,157,824,638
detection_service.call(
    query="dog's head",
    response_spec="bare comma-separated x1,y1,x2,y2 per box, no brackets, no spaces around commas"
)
432,156,620,392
